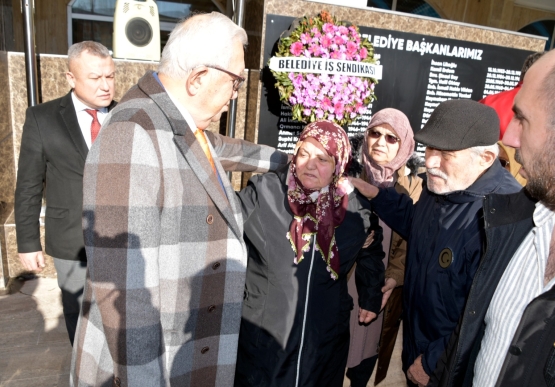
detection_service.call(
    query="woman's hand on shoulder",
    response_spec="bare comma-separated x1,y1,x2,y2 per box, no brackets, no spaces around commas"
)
348,177,379,199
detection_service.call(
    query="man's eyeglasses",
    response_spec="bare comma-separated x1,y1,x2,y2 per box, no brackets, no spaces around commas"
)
205,65,245,92
367,129,400,145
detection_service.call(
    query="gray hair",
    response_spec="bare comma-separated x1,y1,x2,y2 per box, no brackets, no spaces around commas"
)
158,12,248,79
68,41,111,65
470,143,499,160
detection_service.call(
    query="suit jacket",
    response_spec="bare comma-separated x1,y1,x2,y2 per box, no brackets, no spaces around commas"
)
70,71,289,387
15,92,116,261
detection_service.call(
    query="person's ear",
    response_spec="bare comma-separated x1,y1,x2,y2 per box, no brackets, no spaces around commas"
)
185,66,209,96
480,149,497,168
66,71,76,89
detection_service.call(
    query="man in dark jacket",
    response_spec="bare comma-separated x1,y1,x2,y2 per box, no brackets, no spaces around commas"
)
15,41,116,345
430,49,555,387
349,99,521,386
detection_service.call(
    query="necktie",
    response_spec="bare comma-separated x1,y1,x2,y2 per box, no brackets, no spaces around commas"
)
85,109,101,143
194,129,217,174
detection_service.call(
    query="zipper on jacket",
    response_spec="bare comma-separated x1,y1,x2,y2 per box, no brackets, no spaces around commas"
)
295,235,317,387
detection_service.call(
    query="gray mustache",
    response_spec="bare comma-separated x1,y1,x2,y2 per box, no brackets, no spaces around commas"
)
427,168,448,180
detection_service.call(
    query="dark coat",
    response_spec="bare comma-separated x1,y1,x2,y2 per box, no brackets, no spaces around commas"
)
430,189,555,387
371,160,521,376
15,92,116,261
234,165,385,387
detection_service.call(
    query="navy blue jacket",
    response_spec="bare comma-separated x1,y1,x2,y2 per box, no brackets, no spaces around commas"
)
371,160,521,376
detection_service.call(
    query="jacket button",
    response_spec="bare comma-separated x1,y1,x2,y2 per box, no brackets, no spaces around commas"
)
207,215,214,224
490,208,496,214
469,310,476,315
212,262,220,270
208,305,216,312
509,345,522,355
201,346,209,354
113,377,121,386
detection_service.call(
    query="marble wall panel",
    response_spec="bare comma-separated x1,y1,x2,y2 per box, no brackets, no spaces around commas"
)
0,52,15,206
0,203,11,288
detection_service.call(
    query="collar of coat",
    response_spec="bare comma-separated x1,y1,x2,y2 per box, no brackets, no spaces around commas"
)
126,70,243,240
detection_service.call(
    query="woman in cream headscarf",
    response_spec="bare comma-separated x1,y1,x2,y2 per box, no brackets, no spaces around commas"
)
346,109,423,386
234,120,385,387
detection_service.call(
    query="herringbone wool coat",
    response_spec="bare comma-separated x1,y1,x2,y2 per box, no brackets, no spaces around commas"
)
70,71,288,387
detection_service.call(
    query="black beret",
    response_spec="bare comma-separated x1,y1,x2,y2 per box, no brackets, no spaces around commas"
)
414,99,500,151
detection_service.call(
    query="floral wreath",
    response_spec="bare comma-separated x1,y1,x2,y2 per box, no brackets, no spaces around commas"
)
270,11,379,127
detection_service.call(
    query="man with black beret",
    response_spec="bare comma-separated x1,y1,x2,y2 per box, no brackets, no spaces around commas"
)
349,98,521,386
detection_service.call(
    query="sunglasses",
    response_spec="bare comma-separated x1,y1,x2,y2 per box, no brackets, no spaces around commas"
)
205,65,245,92
367,129,400,145
499,158,510,169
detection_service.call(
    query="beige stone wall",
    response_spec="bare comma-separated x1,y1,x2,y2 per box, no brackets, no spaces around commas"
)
427,0,555,32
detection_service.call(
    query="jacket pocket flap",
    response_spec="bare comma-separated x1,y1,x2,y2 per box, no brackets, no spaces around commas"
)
45,207,68,219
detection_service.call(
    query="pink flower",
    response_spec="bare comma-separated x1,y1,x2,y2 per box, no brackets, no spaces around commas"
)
291,74,303,88
321,35,332,49
316,109,324,119
311,27,321,38
309,44,323,57
360,47,368,60
338,26,349,35
322,23,335,34
334,36,345,46
334,101,344,115
322,97,333,113
330,51,341,59
290,41,303,56
328,114,335,121
289,96,297,105
303,108,311,116
300,33,311,44
346,41,358,55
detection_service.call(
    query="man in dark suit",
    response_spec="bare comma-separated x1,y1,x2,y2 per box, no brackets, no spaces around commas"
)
15,41,116,346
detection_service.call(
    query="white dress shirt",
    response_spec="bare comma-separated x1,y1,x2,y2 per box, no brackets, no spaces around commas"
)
473,202,555,386
71,92,109,150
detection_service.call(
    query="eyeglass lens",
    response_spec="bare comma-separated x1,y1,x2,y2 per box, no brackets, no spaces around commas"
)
368,129,400,145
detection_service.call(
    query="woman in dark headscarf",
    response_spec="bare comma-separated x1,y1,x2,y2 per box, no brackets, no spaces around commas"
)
234,120,385,387
346,108,422,386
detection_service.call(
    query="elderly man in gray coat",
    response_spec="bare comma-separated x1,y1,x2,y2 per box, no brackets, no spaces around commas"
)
70,13,288,387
